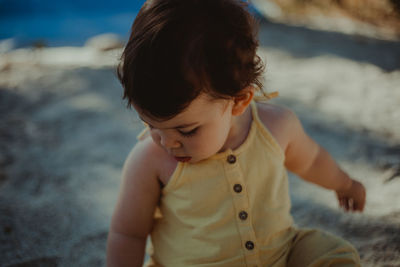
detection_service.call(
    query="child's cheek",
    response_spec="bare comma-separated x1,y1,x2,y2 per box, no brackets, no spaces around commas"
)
190,136,205,151
201,131,221,153
189,133,210,154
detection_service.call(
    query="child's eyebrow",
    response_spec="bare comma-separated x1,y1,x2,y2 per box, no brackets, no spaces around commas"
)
139,116,198,129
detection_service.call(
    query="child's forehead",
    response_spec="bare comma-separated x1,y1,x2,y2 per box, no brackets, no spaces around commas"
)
138,94,229,128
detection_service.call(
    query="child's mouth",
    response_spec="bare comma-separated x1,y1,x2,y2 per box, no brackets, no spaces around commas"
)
174,156,192,162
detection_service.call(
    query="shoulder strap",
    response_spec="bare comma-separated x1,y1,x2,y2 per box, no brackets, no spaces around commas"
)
137,125,150,141
253,91,279,102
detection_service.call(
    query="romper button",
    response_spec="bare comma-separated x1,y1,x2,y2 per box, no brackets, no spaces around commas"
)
245,241,254,250
227,154,236,164
233,184,242,193
239,211,248,220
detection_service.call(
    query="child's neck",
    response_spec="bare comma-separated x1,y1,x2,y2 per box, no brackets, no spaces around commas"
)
221,106,253,152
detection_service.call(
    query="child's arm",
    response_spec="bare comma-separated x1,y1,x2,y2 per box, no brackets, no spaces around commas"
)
282,109,366,212
107,139,161,267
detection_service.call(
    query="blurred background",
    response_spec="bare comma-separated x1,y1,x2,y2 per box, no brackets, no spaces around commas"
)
0,0,142,48
1,1,400,266
1,0,399,49
253,0,400,38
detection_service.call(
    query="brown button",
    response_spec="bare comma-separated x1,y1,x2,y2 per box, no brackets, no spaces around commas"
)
239,211,248,220
227,154,236,164
245,241,254,250
233,184,242,193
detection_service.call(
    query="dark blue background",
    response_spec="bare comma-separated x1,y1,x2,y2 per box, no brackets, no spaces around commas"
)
0,0,145,47
0,0,261,48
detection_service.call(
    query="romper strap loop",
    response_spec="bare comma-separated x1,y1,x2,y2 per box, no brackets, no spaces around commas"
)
254,91,279,102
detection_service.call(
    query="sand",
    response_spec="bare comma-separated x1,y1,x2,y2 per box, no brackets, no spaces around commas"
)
0,20,399,266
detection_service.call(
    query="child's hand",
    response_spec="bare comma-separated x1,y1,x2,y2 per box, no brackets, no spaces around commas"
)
335,179,366,212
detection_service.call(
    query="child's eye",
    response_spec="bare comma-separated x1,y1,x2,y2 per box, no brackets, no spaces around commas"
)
178,127,198,137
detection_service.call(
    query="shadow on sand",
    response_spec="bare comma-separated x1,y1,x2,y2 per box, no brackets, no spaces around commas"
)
258,19,400,71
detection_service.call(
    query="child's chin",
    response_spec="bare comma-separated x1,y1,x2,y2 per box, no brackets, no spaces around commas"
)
174,156,192,163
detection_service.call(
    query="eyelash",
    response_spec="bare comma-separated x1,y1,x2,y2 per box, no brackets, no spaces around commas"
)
178,128,198,137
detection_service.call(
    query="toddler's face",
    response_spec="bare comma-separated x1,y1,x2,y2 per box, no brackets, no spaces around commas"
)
138,94,235,163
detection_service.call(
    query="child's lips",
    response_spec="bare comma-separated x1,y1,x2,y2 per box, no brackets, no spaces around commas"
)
174,156,192,162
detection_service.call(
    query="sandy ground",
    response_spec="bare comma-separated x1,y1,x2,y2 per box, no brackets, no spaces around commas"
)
1,20,400,266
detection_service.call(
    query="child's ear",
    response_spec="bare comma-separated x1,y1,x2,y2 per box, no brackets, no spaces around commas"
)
232,86,254,116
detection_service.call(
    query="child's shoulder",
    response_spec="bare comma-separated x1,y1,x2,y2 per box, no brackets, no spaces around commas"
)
111,137,167,238
123,137,160,181
255,102,300,152
123,136,177,186
256,102,295,123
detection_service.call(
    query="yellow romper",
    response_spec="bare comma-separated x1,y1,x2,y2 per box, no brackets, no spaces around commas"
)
144,102,360,267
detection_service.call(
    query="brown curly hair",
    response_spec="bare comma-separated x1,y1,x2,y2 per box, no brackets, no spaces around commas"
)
117,0,264,120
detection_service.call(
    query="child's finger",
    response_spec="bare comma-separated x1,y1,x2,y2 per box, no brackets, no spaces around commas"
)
345,198,350,211
338,198,344,208
354,199,365,212
348,198,353,210
340,197,349,211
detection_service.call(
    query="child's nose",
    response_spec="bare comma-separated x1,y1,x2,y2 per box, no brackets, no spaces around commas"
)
159,133,181,149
